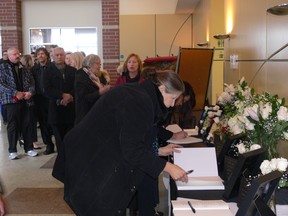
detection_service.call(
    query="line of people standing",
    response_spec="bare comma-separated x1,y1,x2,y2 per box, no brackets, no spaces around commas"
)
0,47,79,159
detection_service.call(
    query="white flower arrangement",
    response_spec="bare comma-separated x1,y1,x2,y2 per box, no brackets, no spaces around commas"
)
260,158,288,175
236,143,261,154
217,77,288,159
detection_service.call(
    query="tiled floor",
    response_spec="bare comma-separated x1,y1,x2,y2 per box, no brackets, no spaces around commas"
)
0,119,169,215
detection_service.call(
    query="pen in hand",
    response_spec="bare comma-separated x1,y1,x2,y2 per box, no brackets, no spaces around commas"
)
186,169,194,175
188,201,196,213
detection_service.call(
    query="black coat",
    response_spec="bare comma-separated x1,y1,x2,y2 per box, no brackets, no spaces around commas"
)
52,80,168,216
74,68,101,125
43,64,76,124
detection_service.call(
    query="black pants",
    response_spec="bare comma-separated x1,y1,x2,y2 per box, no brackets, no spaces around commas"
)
34,95,54,147
51,122,73,152
129,175,159,216
4,102,34,153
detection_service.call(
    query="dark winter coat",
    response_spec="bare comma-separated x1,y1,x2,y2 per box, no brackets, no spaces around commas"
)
52,80,168,215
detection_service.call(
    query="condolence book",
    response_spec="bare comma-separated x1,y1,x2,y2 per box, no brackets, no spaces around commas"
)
166,124,202,144
172,198,233,216
173,147,224,190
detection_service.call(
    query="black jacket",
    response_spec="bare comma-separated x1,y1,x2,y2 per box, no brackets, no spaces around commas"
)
43,64,76,124
74,68,101,125
52,80,168,215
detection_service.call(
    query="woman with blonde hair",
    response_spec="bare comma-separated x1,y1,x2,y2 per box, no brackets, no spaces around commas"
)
69,52,84,70
20,54,34,69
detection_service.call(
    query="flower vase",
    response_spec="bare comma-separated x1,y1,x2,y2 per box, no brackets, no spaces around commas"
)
259,137,279,160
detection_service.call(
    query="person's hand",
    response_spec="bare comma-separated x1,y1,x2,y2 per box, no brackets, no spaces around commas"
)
99,84,111,95
15,91,25,100
163,162,188,183
0,195,5,216
171,131,188,140
23,92,32,100
61,93,73,106
158,144,182,156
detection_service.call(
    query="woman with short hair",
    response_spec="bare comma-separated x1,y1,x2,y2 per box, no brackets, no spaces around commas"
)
74,54,111,125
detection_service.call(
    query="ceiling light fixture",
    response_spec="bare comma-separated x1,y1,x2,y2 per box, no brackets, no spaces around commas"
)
267,3,288,15
197,42,209,47
213,34,230,40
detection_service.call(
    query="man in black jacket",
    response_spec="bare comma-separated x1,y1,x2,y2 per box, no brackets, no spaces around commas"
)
43,47,76,152
31,47,56,155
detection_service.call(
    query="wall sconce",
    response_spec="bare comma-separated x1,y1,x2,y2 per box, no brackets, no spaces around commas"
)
197,42,209,47
213,34,230,40
267,3,288,15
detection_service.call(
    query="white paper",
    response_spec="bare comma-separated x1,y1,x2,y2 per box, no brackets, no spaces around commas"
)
173,147,224,190
173,147,219,177
172,198,233,216
183,128,199,136
167,136,202,144
166,124,182,133
173,209,233,216
276,204,288,216
172,198,229,210
176,176,224,190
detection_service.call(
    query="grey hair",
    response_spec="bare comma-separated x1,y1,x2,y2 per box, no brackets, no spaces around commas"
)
82,54,101,69
149,71,185,94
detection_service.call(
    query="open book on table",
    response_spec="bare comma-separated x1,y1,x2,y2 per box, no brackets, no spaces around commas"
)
176,176,224,190
166,124,201,144
172,198,233,216
173,147,224,190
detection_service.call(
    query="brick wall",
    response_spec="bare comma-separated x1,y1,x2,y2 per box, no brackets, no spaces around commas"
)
0,0,23,52
102,0,120,85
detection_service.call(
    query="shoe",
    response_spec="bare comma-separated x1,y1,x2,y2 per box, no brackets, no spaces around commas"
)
43,148,55,155
26,150,38,157
9,152,19,160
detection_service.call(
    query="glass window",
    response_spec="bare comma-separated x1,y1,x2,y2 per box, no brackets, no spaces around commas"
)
29,27,98,55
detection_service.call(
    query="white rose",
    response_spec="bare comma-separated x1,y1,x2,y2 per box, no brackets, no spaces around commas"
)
231,124,244,135
228,116,238,127
250,144,261,151
215,110,222,116
270,158,278,170
243,88,252,99
283,131,288,140
260,160,273,175
205,106,209,111
260,103,272,120
221,92,232,103
225,84,236,94
277,106,288,121
245,121,255,130
213,117,220,124
244,105,259,121
236,143,247,154
243,116,254,130
277,158,288,172
213,105,220,111
217,95,224,103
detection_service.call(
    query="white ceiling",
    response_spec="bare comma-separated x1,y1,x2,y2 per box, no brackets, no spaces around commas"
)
120,0,200,15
